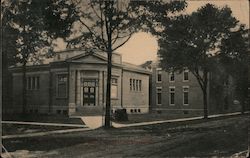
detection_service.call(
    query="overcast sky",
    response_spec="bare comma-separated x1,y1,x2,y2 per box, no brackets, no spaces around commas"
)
117,0,249,65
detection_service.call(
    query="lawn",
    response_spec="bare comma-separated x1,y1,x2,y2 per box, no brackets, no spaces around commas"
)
2,124,83,136
116,112,203,124
2,114,83,124
2,114,249,158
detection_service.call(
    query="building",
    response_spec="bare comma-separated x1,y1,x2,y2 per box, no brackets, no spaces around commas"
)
8,49,151,116
148,61,204,115
146,60,242,116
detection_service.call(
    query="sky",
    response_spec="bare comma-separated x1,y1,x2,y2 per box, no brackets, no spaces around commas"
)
54,0,249,65
116,0,249,65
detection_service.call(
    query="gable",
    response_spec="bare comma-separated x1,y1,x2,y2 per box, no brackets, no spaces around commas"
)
71,54,107,64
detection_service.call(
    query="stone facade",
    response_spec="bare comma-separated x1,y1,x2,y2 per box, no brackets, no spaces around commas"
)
9,50,151,116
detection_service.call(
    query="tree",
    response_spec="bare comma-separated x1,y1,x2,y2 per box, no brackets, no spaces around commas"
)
219,25,249,113
66,0,186,127
157,4,239,118
2,0,77,114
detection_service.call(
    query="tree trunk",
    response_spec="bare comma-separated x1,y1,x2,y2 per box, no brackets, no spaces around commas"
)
203,70,208,119
240,95,245,114
203,88,208,119
105,49,112,128
22,62,27,115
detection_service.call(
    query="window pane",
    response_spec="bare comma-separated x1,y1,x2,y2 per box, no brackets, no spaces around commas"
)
133,79,135,91
139,80,142,91
57,74,67,97
157,92,161,105
170,93,175,105
170,72,174,81
157,74,162,82
184,92,188,104
36,77,40,89
130,79,132,91
184,71,189,81
136,80,138,91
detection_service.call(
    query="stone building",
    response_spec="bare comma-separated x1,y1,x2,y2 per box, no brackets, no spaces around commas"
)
9,49,151,116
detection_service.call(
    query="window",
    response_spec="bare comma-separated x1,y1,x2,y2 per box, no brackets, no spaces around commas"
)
130,78,142,92
136,80,139,91
111,78,118,99
183,69,189,81
157,70,162,82
57,74,67,98
26,76,40,90
169,87,175,105
156,87,162,105
169,71,175,82
133,79,135,91
139,80,142,91
183,87,189,105
130,79,132,91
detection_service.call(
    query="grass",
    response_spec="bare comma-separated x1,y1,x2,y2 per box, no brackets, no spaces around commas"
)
115,112,203,124
2,114,83,125
2,114,249,157
2,124,83,136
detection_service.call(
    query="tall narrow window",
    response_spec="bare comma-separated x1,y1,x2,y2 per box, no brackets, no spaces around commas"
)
130,79,132,91
32,76,36,89
169,87,175,105
133,79,135,91
111,78,118,99
183,87,189,105
157,70,162,82
57,74,68,98
183,69,189,81
136,80,139,91
156,87,162,105
169,71,175,82
139,80,142,91
36,77,40,89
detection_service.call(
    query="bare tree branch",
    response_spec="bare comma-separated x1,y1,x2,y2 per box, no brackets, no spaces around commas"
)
112,33,133,51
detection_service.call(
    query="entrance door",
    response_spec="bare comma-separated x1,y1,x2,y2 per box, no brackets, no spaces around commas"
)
83,80,96,106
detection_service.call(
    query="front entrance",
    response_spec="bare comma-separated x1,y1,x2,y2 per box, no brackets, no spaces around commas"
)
83,80,96,106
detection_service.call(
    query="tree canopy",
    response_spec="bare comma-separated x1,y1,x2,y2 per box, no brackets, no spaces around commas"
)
157,3,242,118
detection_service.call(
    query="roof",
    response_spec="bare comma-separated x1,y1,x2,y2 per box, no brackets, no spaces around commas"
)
10,49,151,75
122,62,151,74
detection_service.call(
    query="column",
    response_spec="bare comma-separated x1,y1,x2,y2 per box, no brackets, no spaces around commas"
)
76,70,81,106
68,69,76,115
99,71,103,106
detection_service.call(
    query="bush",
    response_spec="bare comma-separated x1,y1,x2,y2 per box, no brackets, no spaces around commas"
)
114,109,128,121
